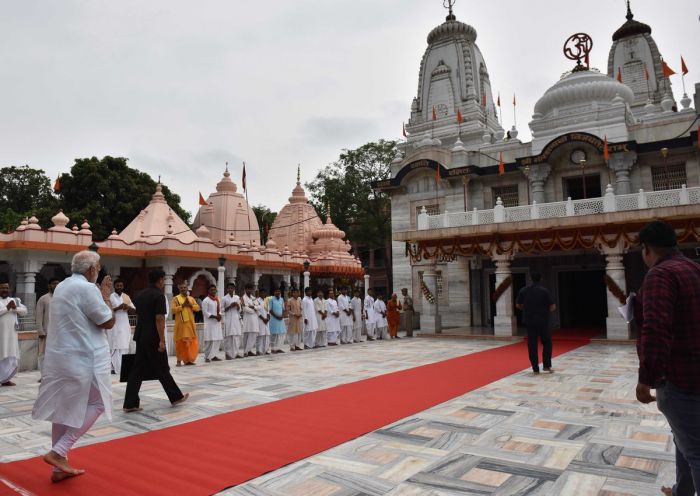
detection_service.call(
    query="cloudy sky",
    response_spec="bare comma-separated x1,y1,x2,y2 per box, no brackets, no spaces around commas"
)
1,0,697,218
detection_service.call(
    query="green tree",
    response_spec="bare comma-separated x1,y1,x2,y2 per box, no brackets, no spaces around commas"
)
0,165,58,232
306,139,396,286
252,204,277,245
57,156,190,240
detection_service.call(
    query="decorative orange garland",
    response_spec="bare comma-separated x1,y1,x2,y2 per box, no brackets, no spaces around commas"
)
491,276,512,303
604,274,626,305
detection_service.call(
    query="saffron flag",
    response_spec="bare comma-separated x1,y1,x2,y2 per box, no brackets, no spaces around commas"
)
498,152,505,176
198,192,208,206
435,164,440,185
497,93,501,107
456,109,463,124
644,64,650,81
242,162,247,192
662,60,676,77
481,94,486,107
432,106,437,121
53,175,61,194
681,56,689,75
617,67,622,82
402,123,407,138
513,94,516,106
603,136,610,161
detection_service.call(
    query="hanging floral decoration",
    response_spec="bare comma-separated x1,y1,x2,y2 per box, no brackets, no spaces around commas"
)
491,276,513,303
420,279,435,304
604,274,626,305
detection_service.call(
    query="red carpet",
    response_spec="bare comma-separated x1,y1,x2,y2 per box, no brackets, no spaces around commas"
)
0,337,591,496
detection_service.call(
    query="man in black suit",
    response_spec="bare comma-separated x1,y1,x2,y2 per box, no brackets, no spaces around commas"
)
123,269,189,412
516,272,556,375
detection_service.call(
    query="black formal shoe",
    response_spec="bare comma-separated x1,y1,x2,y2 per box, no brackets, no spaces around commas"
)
211,357,222,362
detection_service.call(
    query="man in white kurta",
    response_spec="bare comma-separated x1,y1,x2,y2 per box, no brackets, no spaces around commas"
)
302,287,318,349
0,280,28,386
202,285,223,362
241,284,259,356
326,289,341,345
364,289,377,340
351,290,364,343
337,287,353,344
108,279,134,376
256,289,271,355
222,283,242,359
35,278,59,380
374,295,390,340
314,290,329,348
32,250,114,482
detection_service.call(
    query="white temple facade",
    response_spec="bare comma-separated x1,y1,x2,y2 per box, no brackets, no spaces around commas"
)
382,4,700,338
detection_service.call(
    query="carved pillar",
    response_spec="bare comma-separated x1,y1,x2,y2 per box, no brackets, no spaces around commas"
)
14,259,43,323
304,271,311,291
491,252,516,336
363,274,370,298
528,164,551,205
598,243,630,340
217,266,226,298
609,152,637,195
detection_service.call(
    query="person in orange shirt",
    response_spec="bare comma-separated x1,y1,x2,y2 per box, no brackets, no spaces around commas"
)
386,293,403,339
171,283,200,366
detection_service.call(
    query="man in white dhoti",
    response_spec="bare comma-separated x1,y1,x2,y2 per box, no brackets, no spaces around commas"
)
364,289,377,341
108,279,134,376
302,287,318,349
241,284,259,356
337,287,353,344
222,283,242,359
202,284,223,362
256,289,271,355
314,289,329,347
326,289,341,345
32,250,115,482
374,295,390,340
0,277,28,386
351,289,364,343
35,278,59,381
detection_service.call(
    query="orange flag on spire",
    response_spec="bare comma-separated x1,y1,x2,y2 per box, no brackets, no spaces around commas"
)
498,152,505,176
513,94,516,106
616,67,622,82
644,64,650,81
242,161,247,192
53,175,61,194
481,93,486,107
662,60,676,77
198,192,207,206
456,109,463,124
497,93,501,107
603,136,610,161
681,56,689,75
432,106,437,121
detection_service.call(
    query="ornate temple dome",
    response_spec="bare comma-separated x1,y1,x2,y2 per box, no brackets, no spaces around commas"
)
120,183,197,244
307,208,363,275
267,168,323,254
192,167,260,246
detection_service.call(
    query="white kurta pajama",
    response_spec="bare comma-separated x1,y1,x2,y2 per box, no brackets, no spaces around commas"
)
326,299,341,344
314,297,329,347
374,299,390,340
0,297,27,383
256,297,270,354
337,294,353,343
222,294,242,358
302,296,318,349
364,295,377,339
351,297,364,342
241,294,259,355
35,292,52,375
32,273,113,464
202,296,224,360
108,292,134,375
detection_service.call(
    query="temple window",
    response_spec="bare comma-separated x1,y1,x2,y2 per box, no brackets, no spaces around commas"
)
490,185,519,208
652,163,687,191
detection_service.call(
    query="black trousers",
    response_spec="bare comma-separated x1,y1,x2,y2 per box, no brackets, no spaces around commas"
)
123,342,183,408
526,324,552,372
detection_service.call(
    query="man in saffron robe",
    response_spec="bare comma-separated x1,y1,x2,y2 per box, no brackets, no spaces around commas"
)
387,293,402,339
171,283,200,366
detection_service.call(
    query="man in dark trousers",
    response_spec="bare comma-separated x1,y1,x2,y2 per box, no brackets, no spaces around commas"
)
516,272,556,374
123,269,189,412
635,221,700,496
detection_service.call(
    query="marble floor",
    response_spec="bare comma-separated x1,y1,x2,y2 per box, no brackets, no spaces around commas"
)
0,338,675,495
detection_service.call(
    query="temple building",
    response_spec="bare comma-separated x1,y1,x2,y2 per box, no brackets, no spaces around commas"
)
380,3,700,338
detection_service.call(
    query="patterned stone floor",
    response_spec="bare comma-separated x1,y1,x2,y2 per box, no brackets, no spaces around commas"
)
0,339,674,495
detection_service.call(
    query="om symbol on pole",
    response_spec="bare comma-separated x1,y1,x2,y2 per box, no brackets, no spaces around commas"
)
563,33,593,71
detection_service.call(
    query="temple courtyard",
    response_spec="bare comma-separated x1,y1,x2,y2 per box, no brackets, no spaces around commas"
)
0,338,674,495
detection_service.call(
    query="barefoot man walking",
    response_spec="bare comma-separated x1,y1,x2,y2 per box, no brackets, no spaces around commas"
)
31,250,115,483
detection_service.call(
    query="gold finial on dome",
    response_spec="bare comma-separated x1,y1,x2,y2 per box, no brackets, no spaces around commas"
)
297,164,301,184
326,201,331,223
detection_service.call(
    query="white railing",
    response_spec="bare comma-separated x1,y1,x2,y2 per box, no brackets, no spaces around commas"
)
416,185,699,230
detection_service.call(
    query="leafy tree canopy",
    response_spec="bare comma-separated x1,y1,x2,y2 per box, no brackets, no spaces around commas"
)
252,204,277,245
0,165,58,232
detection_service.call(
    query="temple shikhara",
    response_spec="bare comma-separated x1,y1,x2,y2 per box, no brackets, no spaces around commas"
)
380,3,700,338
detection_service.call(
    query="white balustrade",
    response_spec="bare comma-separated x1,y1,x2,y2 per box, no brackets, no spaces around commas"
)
419,186,700,230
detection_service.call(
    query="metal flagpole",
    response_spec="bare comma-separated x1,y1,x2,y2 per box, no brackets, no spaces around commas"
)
244,161,252,235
